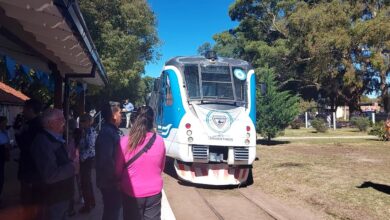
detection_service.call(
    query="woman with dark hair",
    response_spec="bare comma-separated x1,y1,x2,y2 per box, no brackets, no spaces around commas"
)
115,106,166,220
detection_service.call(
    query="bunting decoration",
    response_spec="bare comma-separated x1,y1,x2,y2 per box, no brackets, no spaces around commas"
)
48,75,55,92
21,65,33,83
5,56,16,80
2,55,54,91
76,83,85,94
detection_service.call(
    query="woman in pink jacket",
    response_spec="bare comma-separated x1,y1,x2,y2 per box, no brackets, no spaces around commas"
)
116,106,166,220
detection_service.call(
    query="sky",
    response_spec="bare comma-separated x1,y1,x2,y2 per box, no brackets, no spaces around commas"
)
145,0,238,78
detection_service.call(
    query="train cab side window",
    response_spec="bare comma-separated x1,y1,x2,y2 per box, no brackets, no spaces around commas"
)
165,75,173,106
184,65,200,99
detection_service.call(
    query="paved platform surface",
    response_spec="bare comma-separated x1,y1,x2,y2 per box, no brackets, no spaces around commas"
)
0,146,175,220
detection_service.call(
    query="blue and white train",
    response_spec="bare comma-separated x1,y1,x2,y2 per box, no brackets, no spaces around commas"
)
149,52,256,185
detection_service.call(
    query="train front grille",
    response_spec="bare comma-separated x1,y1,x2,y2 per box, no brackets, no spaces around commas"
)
192,145,209,160
234,147,249,161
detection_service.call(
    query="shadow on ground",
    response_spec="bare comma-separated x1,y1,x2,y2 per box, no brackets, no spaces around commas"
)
256,139,290,145
356,181,390,195
163,157,254,190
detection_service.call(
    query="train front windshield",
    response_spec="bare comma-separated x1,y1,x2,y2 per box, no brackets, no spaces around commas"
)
184,64,247,103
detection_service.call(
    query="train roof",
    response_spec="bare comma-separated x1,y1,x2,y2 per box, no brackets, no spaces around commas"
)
165,56,252,69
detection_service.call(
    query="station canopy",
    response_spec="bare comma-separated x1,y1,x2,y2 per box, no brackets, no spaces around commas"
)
0,0,108,86
0,81,29,105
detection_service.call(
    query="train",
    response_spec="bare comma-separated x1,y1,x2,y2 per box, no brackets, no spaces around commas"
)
149,52,256,185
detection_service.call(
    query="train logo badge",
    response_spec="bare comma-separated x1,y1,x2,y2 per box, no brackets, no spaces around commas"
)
206,111,232,133
212,115,227,128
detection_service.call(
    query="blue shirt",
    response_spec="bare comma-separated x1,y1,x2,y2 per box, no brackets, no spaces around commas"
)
79,127,97,161
0,130,10,145
123,102,134,112
45,129,65,144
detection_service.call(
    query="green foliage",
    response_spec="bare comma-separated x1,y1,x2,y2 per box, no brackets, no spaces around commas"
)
256,67,300,141
212,31,244,58
368,121,387,141
197,42,212,56
79,0,160,108
351,116,371,132
140,76,155,105
211,0,390,112
311,118,328,133
299,99,317,113
290,118,303,129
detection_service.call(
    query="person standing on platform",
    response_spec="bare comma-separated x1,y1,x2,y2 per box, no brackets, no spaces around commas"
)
14,99,43,219
95,104,122,220
115,106,166,220
78,114,97,213
31,108,75,220
122,99,134,129
0,116,11,207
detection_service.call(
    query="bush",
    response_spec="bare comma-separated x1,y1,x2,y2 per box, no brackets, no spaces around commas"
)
311,118,328,133
369,122,387,141
351,116,370,132
290,118,303,129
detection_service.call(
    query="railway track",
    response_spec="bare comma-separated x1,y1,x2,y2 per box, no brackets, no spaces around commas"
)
194,187,278,220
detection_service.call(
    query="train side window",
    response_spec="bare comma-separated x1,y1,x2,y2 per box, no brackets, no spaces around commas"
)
165,75,173,106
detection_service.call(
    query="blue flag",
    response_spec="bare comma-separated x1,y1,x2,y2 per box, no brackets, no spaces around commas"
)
5,56,16,80
21,65,33,83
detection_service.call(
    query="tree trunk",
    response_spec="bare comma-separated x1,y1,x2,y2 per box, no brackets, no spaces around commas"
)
380,70,389,113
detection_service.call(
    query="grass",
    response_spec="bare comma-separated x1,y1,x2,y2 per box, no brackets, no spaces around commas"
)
252,139,390,220
279,127,371,137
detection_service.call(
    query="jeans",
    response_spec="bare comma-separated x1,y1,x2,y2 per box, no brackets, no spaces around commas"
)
80,158,95,207
126,113,131,128
100,187,122,220
122,192,162,220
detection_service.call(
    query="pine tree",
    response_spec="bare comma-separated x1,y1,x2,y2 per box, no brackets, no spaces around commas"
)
256,67,300,142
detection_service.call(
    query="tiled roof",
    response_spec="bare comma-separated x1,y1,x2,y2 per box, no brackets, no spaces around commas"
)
0,81,29,105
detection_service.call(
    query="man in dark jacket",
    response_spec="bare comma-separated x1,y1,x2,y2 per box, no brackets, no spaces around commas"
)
14,99,43,219
31,108,75,220
95,104,122,220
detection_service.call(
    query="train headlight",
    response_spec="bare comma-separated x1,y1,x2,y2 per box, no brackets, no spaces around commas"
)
186,130,192,136
245,139,250,145
246,133,250,138
188,137,194,143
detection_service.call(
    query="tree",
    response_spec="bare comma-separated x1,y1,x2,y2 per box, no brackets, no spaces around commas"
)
79,0,160,108
197,42,212,56
256,67,300,142
140,76,155,105
213,0,390,114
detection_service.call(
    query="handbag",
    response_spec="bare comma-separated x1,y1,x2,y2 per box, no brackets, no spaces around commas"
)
123,132,157,170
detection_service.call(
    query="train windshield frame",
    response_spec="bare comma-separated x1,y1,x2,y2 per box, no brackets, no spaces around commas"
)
183,64,247,104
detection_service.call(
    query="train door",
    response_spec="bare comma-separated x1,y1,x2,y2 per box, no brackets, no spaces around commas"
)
159,71,173,125
155,71,171,127
149,77,160,126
